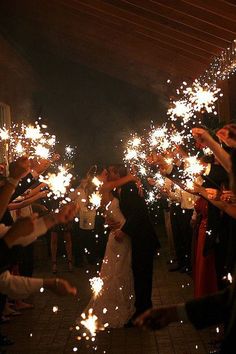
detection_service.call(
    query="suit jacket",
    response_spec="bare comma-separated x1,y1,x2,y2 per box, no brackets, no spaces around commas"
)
119,182,160,253
186,272,236,354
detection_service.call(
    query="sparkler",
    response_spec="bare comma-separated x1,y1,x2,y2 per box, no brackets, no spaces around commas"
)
39,165,73,198
0,128,10,140
167,99,193,123
184,81,221,114
89,191,102,209
92,177,103,188
80,309,99,337
1,121,56,161
89,277,104,297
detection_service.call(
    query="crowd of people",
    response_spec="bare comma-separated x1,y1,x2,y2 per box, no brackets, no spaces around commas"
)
135,124,236,354
0,122,235,353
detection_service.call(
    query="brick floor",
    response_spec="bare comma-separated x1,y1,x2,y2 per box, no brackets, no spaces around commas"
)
4,229,221,354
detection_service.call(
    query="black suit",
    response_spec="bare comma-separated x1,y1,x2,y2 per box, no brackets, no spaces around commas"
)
119,182,160,317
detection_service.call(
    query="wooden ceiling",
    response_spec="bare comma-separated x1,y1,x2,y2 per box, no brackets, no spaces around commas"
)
0,0,236,95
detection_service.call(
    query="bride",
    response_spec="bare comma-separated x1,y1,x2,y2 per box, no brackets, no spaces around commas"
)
79,166,137,328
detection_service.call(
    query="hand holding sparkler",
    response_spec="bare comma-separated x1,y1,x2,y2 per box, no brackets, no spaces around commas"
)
220,190,236,204
4,216,35,248
30,157,52,175
43,278,77,296
134,305,179,330
216,125,236,148
9,156,30,180
191,128,213,147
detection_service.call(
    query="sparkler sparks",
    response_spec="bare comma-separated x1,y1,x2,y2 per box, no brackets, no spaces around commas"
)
40,166,73,198
80,309,99,337
0,128,10,140
89,191,102,209
167,100,193,122
89,277,104,297
184,81,221,114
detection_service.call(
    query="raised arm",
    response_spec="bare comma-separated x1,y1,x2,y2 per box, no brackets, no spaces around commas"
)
0,156,30,220
192,128,231,172
102,174,137,192
8,190,48,210
194,184,236,219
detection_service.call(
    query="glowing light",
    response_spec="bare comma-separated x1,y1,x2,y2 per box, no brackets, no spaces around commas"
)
80,309,99,337
89,277,104,297
25,125,42,140
92,177,103,188
167,100,193,122
35,144,50,159
0,128,10,140
184,81,221,114
40,165,73,198
89,192,102,209
52,306,59,313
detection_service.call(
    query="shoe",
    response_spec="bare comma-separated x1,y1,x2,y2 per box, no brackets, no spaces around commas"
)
0,335,15,346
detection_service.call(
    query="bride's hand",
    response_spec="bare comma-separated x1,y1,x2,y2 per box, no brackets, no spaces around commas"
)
113,229,126,242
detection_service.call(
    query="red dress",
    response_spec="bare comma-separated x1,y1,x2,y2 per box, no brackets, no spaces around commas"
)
194,197,218,298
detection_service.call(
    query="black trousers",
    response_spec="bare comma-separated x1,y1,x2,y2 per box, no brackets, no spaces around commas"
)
170,205,193,268
132,248,154,317
19,244,34,277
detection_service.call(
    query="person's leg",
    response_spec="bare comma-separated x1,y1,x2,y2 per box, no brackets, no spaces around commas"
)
132,249,154,318
63,231,73,271
51,231,58,273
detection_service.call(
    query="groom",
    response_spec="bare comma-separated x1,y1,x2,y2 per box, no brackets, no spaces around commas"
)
107,164,160,325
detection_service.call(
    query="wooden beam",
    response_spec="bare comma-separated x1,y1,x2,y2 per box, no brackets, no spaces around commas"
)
97,0,231,47
183,0,236,22
70,1,219,56
151,0,236,35
114,0,236,41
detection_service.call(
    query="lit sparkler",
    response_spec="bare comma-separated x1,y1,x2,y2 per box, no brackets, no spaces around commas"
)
184,81,221,114
89,191,102,209
89,277,104,297
0,128,10,140
80,309,99,337
39,165,73,198
167,99,193,123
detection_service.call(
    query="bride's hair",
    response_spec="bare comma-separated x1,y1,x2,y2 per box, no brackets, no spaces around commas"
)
110,164,127,177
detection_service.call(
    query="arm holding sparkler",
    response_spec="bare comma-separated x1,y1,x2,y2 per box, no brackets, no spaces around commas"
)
8,190,48,210
21,182,47,199
194,183,236,219
192,128,231,172
3,203,77,248
102,173,138,192
216,124,236,149
0,156,30,220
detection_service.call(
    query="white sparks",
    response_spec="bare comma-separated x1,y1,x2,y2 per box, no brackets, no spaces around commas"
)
89,277,104,297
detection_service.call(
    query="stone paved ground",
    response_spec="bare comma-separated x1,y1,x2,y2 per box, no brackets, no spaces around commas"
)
4,228,221,354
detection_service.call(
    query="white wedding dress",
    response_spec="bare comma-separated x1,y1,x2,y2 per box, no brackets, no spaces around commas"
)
80,197,135,328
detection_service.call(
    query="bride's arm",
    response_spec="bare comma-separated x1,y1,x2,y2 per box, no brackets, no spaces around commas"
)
102,174,138,192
